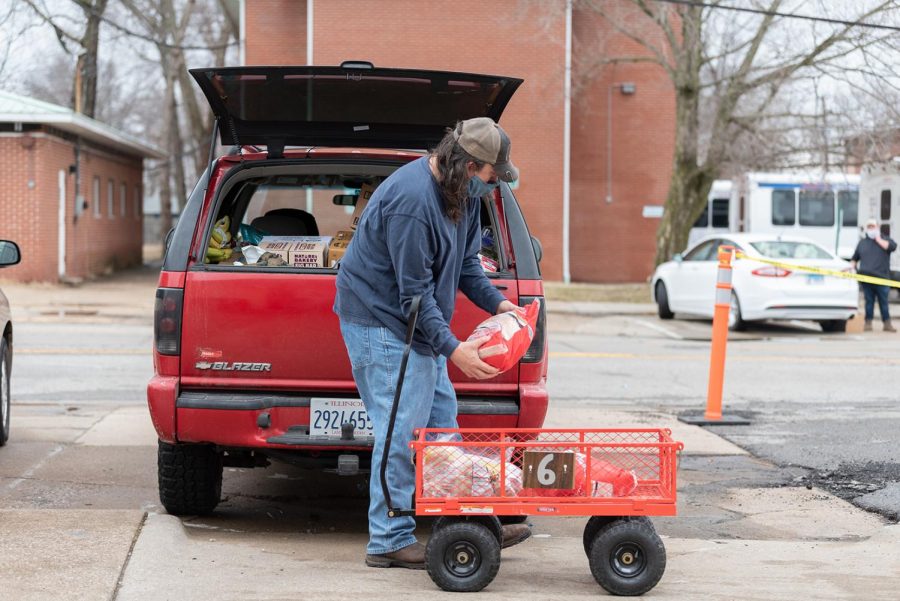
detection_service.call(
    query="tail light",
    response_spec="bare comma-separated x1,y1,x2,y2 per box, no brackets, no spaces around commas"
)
752,266,791,277
154,288,184,355
520,295,546,363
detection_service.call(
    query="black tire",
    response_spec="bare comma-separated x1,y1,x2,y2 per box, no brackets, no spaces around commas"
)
498,515,529,525
589,519,667,596
158,440,223,516
656,282,674,319
728,292,746,332
0,337,10,446
433,516,503,544
583,516,655,558
819,319,847,333
426,522,501,593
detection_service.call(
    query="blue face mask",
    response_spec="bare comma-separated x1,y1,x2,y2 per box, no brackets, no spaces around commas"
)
468,175,499,198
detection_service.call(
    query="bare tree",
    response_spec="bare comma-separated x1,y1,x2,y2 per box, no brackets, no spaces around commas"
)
117,0,237,237
579,0,900,264
22,0,109,117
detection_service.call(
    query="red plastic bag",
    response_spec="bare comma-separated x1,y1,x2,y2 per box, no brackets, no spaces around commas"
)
519,453,638,498
468,299,541,373
520,452,589,498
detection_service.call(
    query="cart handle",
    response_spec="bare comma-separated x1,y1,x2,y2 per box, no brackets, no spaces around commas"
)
382,295,421,518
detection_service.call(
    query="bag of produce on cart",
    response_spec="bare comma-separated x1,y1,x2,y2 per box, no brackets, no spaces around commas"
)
422,438,524,498
520,451,589,498
520,452,638,498
589,457,638,497
467,299,541,373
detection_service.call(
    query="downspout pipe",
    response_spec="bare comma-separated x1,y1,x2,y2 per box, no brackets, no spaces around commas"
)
562,0,572,283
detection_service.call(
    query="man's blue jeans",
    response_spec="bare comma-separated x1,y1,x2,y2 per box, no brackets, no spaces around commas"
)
339,320,458,555
861,282,891,322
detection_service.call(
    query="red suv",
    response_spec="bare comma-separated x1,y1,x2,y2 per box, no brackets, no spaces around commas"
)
148,64,548,515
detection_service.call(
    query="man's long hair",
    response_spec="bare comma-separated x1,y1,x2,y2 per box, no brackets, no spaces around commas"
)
431,123,485,223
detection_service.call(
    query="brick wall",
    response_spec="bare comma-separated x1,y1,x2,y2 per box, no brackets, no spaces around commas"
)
571,6,676,282
0,131,144,283
242,0,676,282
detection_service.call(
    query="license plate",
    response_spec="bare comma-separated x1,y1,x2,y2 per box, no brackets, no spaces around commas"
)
309,398,374,438
806,274,824,285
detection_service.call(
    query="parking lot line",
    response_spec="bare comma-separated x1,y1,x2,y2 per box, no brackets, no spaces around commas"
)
627,317,685,340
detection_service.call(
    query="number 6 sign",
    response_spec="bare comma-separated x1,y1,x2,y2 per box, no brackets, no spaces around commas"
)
522,451,576,490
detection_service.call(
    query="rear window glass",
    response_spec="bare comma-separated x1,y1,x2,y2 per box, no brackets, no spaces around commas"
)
772,190,795,225
838,190,858,226
798,190,834,226
749,241,832,259
711,198,729,228
204,72,508,126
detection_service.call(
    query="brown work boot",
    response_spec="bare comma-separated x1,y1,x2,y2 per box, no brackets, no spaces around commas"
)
864,320,873,331
365,542,426,569
500,523,532,549
884,321,897,333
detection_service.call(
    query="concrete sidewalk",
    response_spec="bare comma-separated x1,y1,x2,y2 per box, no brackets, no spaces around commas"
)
3,401,898,600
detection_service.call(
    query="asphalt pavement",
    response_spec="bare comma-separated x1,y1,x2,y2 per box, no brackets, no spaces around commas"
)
0,268,898,599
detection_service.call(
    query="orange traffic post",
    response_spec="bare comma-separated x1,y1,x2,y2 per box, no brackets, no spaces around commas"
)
680,245,750,426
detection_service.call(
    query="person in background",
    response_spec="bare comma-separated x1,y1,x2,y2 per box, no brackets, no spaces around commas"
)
851,219,897,332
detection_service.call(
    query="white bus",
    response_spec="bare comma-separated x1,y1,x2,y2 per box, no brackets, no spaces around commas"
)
689,172,860,258
688,180,733,247
859,161,900,280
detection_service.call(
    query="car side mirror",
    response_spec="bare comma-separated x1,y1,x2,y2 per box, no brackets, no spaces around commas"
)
673,253,683,263
333,194,358,206
531,235,543,263
0,240,21,268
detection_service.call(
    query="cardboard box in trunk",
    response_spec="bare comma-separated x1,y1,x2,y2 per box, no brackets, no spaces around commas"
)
351,183,375,230
328,230,354,267
259,236,332,268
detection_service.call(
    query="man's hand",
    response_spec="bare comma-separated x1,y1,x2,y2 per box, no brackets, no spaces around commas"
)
450,336,500,380
496,299,521,315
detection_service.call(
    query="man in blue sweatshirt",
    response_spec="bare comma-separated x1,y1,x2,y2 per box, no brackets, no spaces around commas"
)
334,117,529,568
851,219,897,331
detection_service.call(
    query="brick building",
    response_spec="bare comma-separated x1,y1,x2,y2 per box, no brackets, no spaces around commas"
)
238,0,676,282
0,92,163,283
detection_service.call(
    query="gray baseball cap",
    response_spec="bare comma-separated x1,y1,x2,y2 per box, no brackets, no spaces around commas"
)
452,117,520,182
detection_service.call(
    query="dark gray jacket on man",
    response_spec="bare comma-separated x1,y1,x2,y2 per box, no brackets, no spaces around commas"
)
852,236,897,279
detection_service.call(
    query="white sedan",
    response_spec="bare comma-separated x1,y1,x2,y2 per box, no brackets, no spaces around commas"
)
651,234,858,332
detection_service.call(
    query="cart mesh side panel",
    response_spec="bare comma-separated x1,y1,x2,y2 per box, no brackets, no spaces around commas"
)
411,428,682,516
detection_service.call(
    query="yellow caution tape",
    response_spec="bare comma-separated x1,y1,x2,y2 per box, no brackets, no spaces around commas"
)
733,251,900,288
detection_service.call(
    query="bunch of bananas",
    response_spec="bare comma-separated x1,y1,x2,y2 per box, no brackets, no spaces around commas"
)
207,216,234,263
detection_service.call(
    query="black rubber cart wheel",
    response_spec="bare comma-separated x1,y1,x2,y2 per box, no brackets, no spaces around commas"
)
583,516,656,558
426,521,501,592
589,518,666,596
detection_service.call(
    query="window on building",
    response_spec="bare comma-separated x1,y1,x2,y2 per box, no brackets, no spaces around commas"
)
134,185,141,219
881,189,892,221
93,177,101,217
837,190,858,227
108,179,115,218
798,190,834,226
711,198,729,228
120,182,127,217
771,189,795,225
